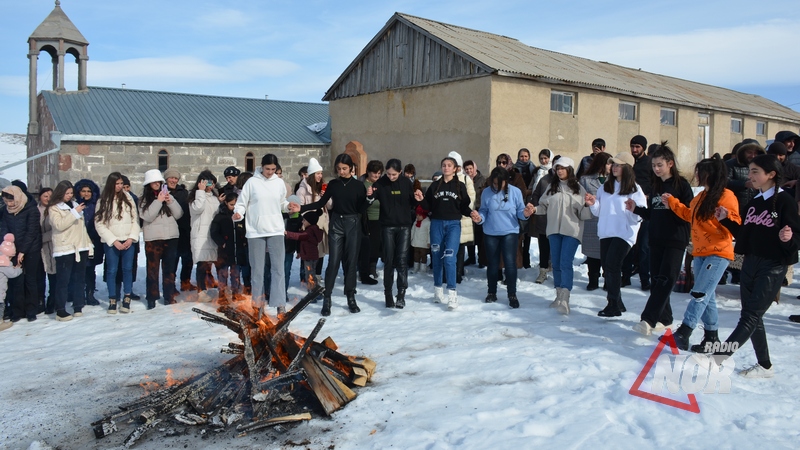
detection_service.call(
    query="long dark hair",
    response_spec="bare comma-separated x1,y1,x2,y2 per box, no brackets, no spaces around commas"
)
650,141,683,192
334,153,355,171
44,180,75,220
694,154,728,221
604,164,638,195
96,172,134,225
548,164,581,195
188,170,218,203
306,171,325,196
236,172,253,190
584,152,612,177
38,187,52,206
487,167,509,199
141,180,172,218
749,154,783,220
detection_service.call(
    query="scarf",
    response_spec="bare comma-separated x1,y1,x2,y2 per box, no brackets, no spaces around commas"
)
514,160,535,178
2,186,27,215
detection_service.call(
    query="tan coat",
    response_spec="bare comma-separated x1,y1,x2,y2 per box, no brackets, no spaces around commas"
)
39,204,55,274
140,197,183,242
458,172,475,244
49,202,94,261
95,192,141,245
190,190,219,263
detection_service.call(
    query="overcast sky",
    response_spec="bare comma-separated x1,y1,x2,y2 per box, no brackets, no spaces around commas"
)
1,0,798,135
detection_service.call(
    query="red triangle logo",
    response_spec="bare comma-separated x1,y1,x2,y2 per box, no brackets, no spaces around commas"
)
629,328,701,413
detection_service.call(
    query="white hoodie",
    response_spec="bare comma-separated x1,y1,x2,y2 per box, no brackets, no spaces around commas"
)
233,169,289,238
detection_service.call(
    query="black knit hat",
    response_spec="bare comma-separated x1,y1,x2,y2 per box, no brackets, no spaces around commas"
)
767,141,788,156
630,135,648,148
224,166,241,177
302,210,320,226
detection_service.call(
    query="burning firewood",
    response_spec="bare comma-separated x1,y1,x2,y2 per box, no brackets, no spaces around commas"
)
91,285,376,447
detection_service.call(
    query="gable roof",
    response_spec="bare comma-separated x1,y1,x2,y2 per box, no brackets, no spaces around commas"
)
29,3,88,45
325,12,800,123
42,87,330,145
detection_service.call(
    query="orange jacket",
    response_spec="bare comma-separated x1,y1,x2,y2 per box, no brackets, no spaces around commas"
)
666,189,741,260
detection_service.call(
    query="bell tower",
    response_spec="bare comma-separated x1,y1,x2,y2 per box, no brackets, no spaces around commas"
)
27,0,89,135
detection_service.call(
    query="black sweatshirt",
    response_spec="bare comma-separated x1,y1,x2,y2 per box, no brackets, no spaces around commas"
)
419,176,472,221
632,176,693,249
368,174,418,227
301,176,367,216
720,190,800,265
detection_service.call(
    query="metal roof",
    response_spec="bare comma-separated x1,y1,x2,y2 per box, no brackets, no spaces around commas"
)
29,2,88,45
339,13,800,122
42,87,331,145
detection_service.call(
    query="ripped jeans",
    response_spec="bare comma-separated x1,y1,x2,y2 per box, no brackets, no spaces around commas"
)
430,219,461,290
682,255,729,331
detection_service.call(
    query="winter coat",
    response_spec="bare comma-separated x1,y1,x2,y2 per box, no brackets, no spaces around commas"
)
589,180,647,247
38,204,55,274
531,150,553,193
210,205,246,266
666,189,740,260
74,179,103,265
296,178,332,256
48,202,94,261
94,192,140,245
632,177,693,249
513,160,536,188
169,184,191,252
527,173,553,237
726,145,764,212
411,217,431,248
458,172,476,244
285,224,323,261
632,154,653,197
0,197,43,260
189,190,219,263
578,173,606,259
139,195,183,242
535,181,593,241
471,171,487,209
477,185,529,236
233,170,288,238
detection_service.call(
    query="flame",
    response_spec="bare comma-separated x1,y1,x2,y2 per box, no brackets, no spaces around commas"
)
139,369,190,396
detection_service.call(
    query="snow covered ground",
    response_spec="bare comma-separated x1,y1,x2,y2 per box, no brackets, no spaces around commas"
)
0,132,27,185
2,244,800,449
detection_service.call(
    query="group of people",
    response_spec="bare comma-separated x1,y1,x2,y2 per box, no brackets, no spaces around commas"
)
2,129,800,379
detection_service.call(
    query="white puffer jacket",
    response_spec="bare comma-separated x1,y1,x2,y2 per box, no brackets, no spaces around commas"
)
95,192,140,245
49,202,94,261
140,196,183,242
190,190,219,263
458,172,475,244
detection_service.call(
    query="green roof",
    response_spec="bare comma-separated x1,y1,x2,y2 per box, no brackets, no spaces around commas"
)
42,87,330,145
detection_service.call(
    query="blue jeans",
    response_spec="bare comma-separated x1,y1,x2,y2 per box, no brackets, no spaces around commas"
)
682,255,728,331
430,219,461,290
104,243,135,299
548,234,581,291
484,233,518,295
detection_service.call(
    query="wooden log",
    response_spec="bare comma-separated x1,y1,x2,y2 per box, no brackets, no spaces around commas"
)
236,412,311,436
286,319,325,373
321,336,338,351
301,355,356,415
122,418,161,448
271,285,324,342
192,308,242,333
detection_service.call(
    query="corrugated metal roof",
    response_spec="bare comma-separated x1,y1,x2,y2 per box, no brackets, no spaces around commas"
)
353,13,799,122
42,87,330,145
29,3,88,44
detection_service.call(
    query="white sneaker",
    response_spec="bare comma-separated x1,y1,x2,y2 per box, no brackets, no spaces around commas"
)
633,320,653,336
447,289,458,310
739,363,774,378
434,286,444,303
653,322,668,332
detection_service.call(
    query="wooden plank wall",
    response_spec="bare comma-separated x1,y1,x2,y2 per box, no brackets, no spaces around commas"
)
328,21,486,101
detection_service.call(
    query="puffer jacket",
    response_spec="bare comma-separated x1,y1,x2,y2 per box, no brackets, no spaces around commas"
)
458,172,475,244
139,195,183,241
0,194,42,260
38,204,56,274
190,190,219,262
48,201,94,261
535,180,593,241
94,192,141,245
74,179,103,265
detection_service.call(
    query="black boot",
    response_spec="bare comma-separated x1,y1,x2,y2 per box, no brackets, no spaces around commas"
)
347,294,361,313
670,323,693,351
395,290,406,309
384,292,395,308
85,274,99,306
485,293,497,303
360,276,378,286
321,296,332,316
586,258,601,291
508,294,520,309
690,329,720,353
586,274,599,291
147,299,156,310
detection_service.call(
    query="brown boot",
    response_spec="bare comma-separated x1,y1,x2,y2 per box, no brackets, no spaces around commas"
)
180,280,197,292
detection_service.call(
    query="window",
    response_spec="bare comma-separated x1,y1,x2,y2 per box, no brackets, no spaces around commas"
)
157,149,169,172
731,118,742,134
756,121,766,136
550,91,574,114
245,152,255,173
619,102,637,121
660,108,676,126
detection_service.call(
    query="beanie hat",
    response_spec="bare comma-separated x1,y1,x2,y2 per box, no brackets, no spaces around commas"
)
163,168,181,180
630,135,648,149
11,179,27,193
415,205,429,216
767,141,788,156
224,166,241,177
302,210,320,226
307,157,323,175
121,175,131,186
447,151,463,167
